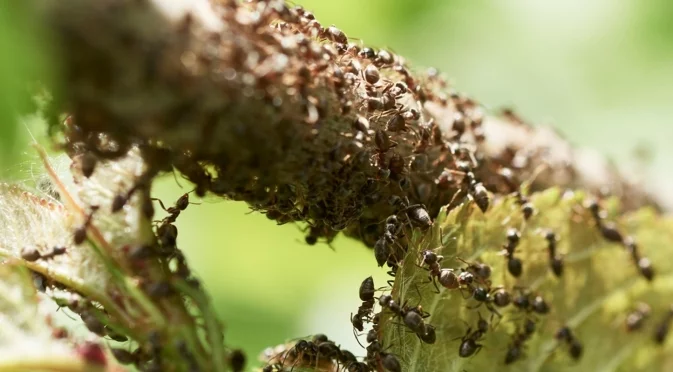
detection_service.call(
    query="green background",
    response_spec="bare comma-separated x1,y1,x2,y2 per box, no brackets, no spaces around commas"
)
1,0,673,368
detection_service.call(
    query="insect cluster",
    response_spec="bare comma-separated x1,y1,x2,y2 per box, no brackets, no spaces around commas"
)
29,0,673,371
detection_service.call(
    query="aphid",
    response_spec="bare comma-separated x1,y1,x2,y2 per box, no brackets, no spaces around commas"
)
625,302,651,332
653,305,673,344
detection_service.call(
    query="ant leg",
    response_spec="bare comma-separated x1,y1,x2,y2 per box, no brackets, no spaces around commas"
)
459,287,472,300
466,302,483,310
152,198,169,212
352,327,365,349
473,344,484,357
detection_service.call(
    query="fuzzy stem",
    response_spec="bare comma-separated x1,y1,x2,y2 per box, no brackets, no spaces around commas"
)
37,0,662,252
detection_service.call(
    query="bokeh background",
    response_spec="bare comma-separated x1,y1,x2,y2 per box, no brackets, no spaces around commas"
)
1,0,673,366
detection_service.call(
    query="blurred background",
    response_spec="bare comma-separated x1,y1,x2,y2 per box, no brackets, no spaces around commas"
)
1,0,673,366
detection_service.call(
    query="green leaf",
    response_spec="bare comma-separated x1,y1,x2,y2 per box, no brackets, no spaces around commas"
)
385,188,673,372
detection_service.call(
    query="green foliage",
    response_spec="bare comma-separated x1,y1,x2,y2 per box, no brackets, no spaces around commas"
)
385,188,673,371
0,3,49,171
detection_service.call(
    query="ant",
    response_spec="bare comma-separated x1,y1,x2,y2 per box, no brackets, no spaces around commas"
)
154,193,195,225
504,327,534,365
74,206,99,245
586,199,624,244
624,237,655,281
512,288,550,315
365,333,401,372
378,294,434,343
513,191,535,220
555,326,583,360
21,246,66,262
456,325,484,358
457,257,492,286
492,287,512,308
351,277,376,345
501,228,523,277
389,195,433,230
625,302,651,332
467,286,503,321
374,215,404,274
418,249,462,293
653,305,673,345
544,230,564,277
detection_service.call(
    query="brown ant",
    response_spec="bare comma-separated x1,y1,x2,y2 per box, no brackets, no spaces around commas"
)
418,249,461,293
154,193,194,225
378,294,434,344
457,257,492,286
74,206,99,245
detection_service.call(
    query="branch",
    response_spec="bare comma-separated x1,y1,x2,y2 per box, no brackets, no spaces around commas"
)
39,0,659,249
